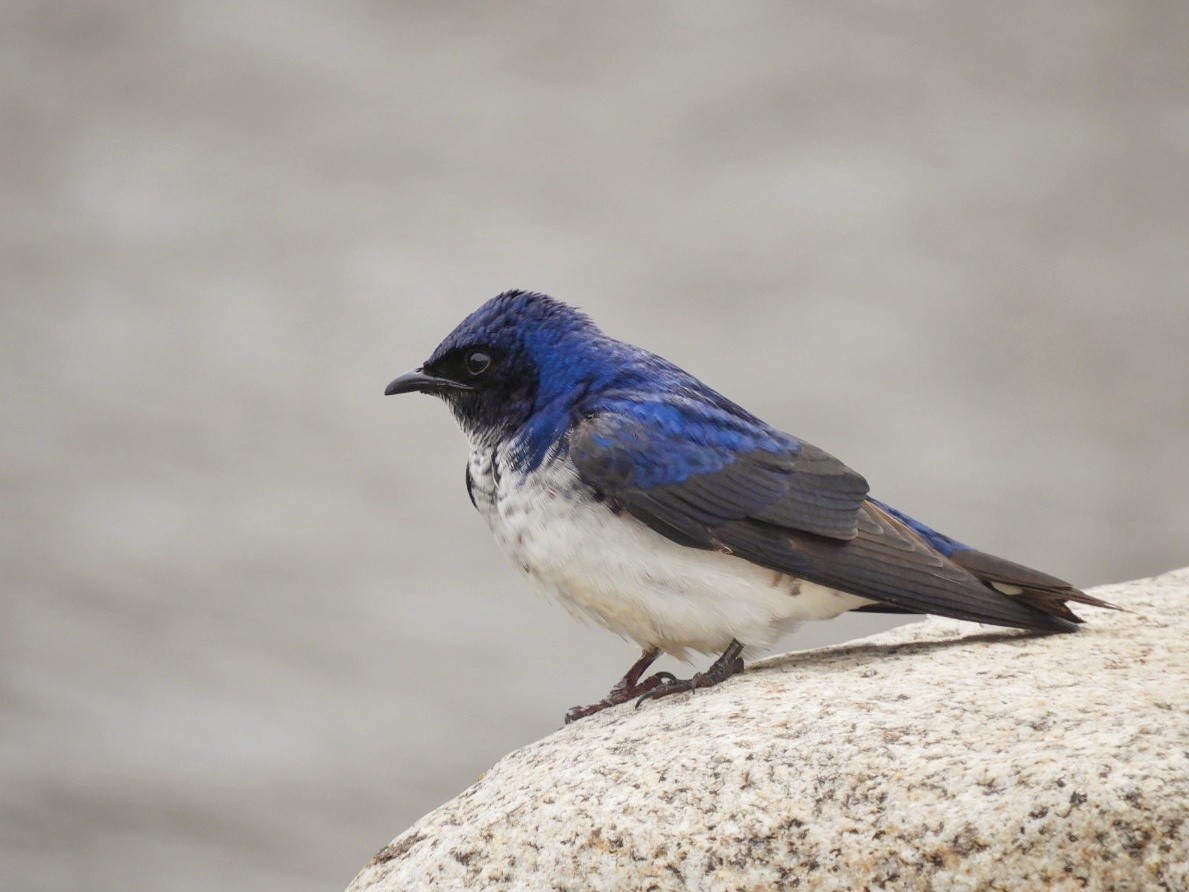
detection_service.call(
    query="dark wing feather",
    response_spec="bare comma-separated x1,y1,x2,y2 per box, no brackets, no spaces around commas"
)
716,502,1078,631
948,548,1117,622
571,403,1086,633
570,404,869,543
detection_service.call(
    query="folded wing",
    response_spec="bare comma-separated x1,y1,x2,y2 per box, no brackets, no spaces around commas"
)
571,401,1091,632
570,396,869,545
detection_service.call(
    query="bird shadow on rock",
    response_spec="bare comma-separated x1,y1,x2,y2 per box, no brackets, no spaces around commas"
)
752,624,1093,677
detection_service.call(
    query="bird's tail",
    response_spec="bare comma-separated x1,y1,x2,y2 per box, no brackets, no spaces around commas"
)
947,548,1120,624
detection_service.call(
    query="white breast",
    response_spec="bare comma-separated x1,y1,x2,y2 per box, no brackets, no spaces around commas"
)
467,446,872,660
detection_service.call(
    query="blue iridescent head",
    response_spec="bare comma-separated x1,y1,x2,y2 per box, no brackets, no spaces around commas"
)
385,290,608,449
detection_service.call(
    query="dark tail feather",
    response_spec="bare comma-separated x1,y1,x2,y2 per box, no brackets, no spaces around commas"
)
948,549,1119,624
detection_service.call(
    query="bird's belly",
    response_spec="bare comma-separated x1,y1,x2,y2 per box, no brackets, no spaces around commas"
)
470,452,872,659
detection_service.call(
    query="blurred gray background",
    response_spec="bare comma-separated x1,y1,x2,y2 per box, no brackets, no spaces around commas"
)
3,1,1187,889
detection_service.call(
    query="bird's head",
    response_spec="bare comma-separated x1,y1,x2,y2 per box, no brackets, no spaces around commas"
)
386,290,611,458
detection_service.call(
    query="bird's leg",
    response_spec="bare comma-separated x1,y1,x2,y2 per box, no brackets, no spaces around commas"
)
564,648,677,724
635,639,746,708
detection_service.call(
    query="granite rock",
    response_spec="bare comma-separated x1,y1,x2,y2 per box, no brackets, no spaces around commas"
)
349,569,1189,891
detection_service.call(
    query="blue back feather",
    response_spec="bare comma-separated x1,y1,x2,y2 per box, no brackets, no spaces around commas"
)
435,290,802,474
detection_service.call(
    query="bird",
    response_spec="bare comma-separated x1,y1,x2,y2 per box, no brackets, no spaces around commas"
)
385,290,1115,723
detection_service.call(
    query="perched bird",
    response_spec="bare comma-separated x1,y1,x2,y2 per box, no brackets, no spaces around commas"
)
386,290,1115,723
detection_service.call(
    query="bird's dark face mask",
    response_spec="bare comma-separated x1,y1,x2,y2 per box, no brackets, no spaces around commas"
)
386,344,538,444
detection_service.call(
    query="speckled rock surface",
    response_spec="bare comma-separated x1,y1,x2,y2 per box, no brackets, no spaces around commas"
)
349,570,1188,891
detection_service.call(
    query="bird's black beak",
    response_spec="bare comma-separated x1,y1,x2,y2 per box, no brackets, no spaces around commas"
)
384,368,474,396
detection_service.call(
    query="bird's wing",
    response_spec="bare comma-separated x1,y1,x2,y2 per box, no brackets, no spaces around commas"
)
569,396,869,545
570,400,1075,632
715,502,1076,630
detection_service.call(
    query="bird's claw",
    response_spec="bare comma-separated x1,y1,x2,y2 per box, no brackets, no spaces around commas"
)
564,670,680,723
563,704,597,724
634,648,745,709
634,674,702,708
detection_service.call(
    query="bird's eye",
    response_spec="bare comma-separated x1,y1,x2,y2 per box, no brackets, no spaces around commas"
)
464,349,492,377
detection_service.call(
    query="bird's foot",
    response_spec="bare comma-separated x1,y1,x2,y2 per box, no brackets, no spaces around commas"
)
564,647,673,724
635,640,745,709
564,671,677,724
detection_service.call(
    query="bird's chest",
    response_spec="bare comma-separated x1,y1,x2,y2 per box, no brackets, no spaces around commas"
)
466,446,661,632
465,446,585,571
462,445,745,654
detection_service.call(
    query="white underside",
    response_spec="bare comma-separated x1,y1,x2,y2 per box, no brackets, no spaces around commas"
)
468,447,873,660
